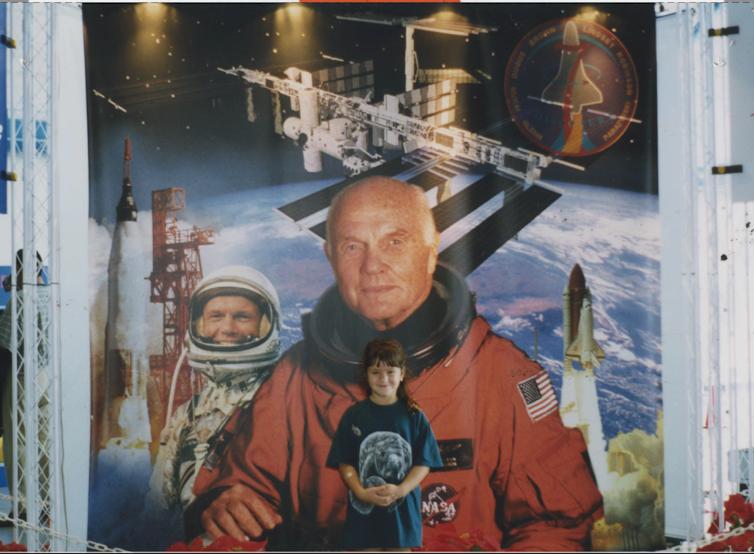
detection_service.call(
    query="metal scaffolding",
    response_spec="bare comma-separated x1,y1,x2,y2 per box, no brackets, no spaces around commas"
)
148,188,214,426
6,3,63,550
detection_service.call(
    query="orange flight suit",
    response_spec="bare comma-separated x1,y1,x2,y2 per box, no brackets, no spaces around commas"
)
191,316,603,550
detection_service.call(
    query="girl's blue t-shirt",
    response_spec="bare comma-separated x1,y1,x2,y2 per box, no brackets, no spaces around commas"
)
326,397,444,549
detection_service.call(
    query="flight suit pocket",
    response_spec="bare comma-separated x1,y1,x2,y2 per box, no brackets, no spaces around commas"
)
522,431,603,526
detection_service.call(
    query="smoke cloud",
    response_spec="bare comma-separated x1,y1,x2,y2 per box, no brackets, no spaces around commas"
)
593,410,665,550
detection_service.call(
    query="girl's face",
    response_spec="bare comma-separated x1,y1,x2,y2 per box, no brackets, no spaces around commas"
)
366,363,404,405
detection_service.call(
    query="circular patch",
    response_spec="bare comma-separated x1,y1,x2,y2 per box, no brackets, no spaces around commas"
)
421,483,460,527
504,18,638,157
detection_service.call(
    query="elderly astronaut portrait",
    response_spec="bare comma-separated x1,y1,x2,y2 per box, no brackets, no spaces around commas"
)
146,265,281,522
184,177,605,550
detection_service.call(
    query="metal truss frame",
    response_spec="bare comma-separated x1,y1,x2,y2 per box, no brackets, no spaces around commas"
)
6,3,63,551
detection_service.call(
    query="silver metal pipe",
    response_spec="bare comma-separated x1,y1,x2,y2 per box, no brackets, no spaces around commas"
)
8,2,19,543
22,3,38,550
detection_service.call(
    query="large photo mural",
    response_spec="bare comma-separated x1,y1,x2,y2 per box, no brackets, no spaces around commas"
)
84,4,662,551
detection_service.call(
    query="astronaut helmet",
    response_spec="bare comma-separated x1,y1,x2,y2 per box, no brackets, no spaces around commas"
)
187,265,282,384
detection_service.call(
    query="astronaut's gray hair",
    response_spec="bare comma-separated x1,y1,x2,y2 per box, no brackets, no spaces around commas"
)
324,176,437,257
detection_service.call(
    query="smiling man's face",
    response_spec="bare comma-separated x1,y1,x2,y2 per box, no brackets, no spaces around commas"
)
325,178,439,331
201,295,262,344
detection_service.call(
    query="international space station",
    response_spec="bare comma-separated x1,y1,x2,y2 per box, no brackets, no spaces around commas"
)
92,11,617,277
218,13,592,277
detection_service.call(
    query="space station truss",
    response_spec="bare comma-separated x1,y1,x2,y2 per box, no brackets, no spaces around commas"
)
335,13,497,37
226,64,547,185
4,3,64,550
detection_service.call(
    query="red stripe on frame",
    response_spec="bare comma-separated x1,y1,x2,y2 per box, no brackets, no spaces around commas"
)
302,0,460,3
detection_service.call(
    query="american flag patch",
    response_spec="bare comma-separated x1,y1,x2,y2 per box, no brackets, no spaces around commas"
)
517,370,558,422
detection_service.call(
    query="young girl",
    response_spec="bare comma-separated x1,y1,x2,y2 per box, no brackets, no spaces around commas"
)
326,339,444,551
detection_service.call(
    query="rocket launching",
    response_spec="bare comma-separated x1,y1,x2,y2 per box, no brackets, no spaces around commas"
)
560,264,609,487
566,294,606,371
115,136,137,223
101,136,152,449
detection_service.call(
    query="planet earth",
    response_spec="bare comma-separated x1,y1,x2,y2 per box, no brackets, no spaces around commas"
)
187,176,662,441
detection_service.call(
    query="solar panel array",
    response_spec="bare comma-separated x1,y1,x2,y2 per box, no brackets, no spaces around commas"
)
387,79,457,128
276,156,410,223
416,69,481,85
311,60,375,99
408,18,497,36
404,95,456,118
275,148,561,276
335,13,496,37
394,79,455,107
424,110,456,128
438,179,561,276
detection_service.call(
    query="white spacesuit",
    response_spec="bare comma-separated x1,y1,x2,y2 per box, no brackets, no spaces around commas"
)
146,265,282,521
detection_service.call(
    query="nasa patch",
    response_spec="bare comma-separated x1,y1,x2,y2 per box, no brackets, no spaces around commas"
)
421,483,461,527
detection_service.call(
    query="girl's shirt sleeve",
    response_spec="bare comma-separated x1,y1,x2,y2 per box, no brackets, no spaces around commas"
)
326,406,357,468
412,410,444,469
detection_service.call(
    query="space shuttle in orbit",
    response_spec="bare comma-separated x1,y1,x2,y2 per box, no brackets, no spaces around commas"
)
560,263,609,487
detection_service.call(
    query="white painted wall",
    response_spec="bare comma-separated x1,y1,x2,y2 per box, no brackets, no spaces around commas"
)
659,3,754,540
656,7,686,540
54,4,89,550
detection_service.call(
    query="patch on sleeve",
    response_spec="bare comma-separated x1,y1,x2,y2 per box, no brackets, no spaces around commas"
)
517,370,558,422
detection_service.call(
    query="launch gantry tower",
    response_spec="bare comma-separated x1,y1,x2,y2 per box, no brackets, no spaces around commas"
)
148,188,215,425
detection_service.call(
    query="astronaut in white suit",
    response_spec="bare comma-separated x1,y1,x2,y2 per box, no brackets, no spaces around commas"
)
146,265,282,523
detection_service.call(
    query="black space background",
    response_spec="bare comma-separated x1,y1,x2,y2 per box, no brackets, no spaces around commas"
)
84,3,657,223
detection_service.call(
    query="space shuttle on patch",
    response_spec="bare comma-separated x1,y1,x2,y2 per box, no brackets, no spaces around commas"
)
541,21,602,115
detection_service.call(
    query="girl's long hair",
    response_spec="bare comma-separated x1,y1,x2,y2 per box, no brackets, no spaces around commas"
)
360,339,420,414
